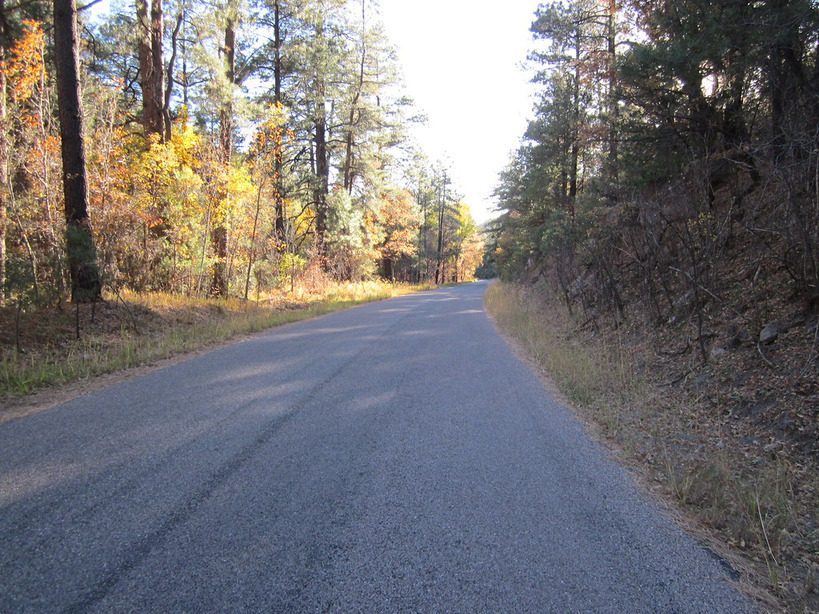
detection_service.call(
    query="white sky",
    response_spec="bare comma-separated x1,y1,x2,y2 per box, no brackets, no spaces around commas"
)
378,0,539,224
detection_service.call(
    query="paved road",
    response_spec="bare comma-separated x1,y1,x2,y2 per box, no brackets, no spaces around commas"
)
0,282,751,613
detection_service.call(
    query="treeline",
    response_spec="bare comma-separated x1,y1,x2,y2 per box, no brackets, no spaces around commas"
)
0,0,483,306
491,0,818,355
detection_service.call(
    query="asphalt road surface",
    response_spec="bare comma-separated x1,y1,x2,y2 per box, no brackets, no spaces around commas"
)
0,281,752,613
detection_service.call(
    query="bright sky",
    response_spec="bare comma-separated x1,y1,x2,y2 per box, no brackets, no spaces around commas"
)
378,0,540,224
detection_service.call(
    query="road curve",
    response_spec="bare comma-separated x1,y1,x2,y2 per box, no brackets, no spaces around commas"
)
0,281,751,613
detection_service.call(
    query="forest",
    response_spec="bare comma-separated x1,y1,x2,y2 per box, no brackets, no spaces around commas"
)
490,0,819,390
491,0,818,320
0,0,484,308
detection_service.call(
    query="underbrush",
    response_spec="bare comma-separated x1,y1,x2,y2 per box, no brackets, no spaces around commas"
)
0,280,431,400
486,281,818,613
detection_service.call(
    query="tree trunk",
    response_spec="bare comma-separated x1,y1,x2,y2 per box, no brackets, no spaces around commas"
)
0,3,8,304
137,0,165,139
244,179,263,300
767,0,806,158
210,17,235,297
0,42,7,306
314,107,329,264
164,11,183,140
209,225,228,296
310,11,330,269
54,0,101,302
181,2,189,106
219,20,234,163
417,182,428,282
342,0,366,195
606,0,619,203
434,171,446,285
273,0,286,245
568,29,579,219
273,0,282,108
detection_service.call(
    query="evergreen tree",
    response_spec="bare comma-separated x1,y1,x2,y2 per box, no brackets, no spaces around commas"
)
54,0,101,301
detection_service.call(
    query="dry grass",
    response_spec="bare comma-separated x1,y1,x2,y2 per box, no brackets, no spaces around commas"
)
0,280,431,399
485,282,646,435
485,281,819,613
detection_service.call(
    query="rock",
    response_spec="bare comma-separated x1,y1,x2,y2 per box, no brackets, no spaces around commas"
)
725,325,752,349
709,346,727,360
759,323,779,344
759,313,807,344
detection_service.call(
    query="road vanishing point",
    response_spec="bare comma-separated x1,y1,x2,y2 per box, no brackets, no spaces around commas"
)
0,282,752,613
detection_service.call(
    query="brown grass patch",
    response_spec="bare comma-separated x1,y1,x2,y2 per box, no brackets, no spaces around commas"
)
486,281,818,613
0,281,432,413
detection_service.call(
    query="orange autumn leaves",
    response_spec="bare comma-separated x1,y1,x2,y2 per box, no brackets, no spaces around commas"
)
6,21,45,111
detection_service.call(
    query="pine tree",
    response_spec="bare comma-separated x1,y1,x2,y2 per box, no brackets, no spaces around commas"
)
54,0,101,302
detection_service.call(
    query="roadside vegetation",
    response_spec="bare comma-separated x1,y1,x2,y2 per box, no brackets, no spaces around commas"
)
0,278,433,403
0,0,485,379
487,282,818,613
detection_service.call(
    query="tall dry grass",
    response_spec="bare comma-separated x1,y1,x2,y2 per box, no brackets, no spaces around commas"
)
485,281,815,611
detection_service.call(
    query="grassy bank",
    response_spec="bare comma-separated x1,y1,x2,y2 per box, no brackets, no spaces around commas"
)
485,281,818,613
0,281,431,401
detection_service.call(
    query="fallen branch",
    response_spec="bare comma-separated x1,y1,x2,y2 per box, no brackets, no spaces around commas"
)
756,341,775,368
668,265,750,323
